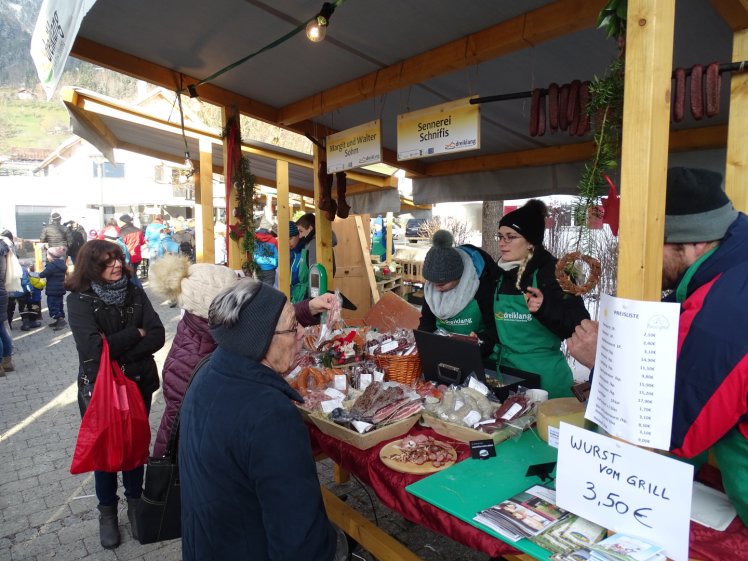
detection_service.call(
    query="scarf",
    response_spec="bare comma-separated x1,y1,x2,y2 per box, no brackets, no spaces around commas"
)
424,248,480,320
497,258,521,271
91,276,129,306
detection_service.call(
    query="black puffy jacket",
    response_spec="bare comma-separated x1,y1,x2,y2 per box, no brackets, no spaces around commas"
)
40,221,71,248
67,282,165,415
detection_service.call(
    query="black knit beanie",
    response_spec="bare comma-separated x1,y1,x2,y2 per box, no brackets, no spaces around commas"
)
664,167,737,243
499,199,547,246
422,230,464,283
210,280,288,361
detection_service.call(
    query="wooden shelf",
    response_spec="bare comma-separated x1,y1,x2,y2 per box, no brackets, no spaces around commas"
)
376,274,403,294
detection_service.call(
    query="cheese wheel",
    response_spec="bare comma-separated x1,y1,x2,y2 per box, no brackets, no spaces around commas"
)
536,397,588,443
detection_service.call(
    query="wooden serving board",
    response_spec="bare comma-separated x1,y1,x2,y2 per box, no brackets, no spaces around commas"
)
379,439,457,474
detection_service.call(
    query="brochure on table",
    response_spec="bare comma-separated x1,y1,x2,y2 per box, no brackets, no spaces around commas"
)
586,294,680,450
557,423,693,561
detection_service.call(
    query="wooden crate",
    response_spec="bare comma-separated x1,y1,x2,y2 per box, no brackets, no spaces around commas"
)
395,258,425,284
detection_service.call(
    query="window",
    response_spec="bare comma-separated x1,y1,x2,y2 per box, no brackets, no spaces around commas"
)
92,162,125,178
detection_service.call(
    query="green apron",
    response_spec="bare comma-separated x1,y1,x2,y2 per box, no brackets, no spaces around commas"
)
436,298,485,336
493,271,573,398
291,247,309,304
673,247,748,522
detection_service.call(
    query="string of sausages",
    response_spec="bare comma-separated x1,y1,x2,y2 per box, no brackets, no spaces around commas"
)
673,62,721,122
529,80,591,138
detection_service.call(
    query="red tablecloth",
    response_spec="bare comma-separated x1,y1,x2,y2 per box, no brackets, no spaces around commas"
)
309,425,748,561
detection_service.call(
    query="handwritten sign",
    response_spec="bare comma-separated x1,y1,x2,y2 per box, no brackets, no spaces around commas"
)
326,120,382,172
397,97,480,161
586,294,680,449
557,423,693,561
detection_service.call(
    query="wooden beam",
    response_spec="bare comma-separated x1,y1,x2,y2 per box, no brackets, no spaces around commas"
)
617,0,676,301
313,146,335,288
278,0,605,126
222,107,243,271
725,28,748,211
710,0,748,31
195,138,215,264
320,487,423,561
277,160,291,297
356,215,379,305
69,37,426,177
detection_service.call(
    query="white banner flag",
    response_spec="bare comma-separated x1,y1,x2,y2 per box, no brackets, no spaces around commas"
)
31,0,98,100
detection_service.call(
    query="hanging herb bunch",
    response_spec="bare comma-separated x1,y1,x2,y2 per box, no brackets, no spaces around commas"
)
574,0,626,231
222,114,261,275
558,0,626,296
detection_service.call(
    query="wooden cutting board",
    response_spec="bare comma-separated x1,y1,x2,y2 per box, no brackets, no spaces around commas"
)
379,439,457,474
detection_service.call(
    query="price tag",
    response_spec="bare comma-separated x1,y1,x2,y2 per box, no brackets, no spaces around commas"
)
321,399,343,414
333,374,347,391
359,373,373,391
380,339,399,354
324,388,346,400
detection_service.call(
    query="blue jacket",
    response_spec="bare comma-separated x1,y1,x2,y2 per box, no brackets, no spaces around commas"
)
179,348,335,561
39,258,67,296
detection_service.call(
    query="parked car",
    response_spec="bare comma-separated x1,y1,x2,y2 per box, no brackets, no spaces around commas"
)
405,218,429,242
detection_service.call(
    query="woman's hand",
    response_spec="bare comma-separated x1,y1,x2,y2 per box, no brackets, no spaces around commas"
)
525,286,544,313
308,293,337,316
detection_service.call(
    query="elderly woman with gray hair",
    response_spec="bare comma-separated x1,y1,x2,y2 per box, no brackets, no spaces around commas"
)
149,255,336,458
178,279,346,561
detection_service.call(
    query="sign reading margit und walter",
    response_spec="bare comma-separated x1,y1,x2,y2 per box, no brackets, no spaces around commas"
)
326,120,382,173
397,97,480,161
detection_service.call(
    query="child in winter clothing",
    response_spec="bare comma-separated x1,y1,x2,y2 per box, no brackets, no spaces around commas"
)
254,218,278,286
39,246,68,330
7,264,43,331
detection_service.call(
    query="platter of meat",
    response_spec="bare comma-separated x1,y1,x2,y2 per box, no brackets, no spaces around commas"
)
379,435,457,474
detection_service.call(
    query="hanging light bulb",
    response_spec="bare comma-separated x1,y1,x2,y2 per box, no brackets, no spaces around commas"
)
306,2,336,43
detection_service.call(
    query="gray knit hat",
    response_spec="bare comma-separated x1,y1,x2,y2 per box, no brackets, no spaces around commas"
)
209,279,287,361
422,230,464,283
664,167,737,243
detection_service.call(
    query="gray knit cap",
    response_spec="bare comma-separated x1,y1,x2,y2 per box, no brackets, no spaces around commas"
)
209,279,287,361
664,167,737,243
422,230,464,283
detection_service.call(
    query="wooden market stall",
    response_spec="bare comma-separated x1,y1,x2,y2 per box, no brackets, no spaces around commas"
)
45,0,748,559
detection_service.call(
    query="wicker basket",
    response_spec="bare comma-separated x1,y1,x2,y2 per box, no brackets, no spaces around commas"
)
370,353,422,385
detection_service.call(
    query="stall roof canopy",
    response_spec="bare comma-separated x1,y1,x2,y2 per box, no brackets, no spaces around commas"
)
70,0,734,201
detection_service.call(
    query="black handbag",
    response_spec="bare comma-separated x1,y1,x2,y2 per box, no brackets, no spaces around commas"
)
135,356,210,544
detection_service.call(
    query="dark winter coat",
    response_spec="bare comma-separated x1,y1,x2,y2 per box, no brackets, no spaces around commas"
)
495,246,589,340
40,221,71,248
179,347,335,561
67,282,165,415
39,258,67,296
419,244,500,357
153,301,322,457
153,312,217,457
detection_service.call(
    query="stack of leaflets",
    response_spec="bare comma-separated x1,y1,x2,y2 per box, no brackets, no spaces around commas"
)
474,485,571,542
529,514,607,560
588,533,665,561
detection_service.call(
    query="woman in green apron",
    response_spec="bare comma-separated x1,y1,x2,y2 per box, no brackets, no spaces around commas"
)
418,230,499,358
494,200,589,398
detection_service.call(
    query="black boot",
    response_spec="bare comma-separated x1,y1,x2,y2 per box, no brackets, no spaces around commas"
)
97,504,121,549
52,318,67,331
20,318,30,331
126,497,140,541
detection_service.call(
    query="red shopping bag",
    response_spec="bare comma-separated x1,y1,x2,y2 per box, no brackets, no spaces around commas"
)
70,338,151,474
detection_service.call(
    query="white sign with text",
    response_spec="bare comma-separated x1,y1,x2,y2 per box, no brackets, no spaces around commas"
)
586,293,680,449
557,423,693,561
326,119,382,172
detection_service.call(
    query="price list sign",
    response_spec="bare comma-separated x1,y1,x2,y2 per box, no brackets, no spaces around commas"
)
557,423,693,561
586,294,680,450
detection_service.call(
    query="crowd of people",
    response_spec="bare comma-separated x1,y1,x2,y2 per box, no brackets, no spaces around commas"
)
0,165,744,555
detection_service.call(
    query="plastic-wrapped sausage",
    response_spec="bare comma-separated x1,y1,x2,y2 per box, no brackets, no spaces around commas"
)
673,67,686,123
547,83,559,131
558,84,570,131
576,81,591,136
705,62,720,117
529,88,541,137
690,64,704,120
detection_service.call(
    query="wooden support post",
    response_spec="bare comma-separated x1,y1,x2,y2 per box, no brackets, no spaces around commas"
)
194,138,215,264
313,146,335,289
333,464,350,484
386,211,394,263
356,215,380,304
222,106,243,271
277,160,291,298
617,0,676,301
320,487,424,561
725,28,748,212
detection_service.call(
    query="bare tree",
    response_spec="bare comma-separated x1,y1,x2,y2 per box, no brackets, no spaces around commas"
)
482,200,503,260
421,216,476,246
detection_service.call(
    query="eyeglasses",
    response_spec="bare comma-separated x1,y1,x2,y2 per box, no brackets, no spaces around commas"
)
274,320,300,336
495,233,522,243
102,257,123,268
